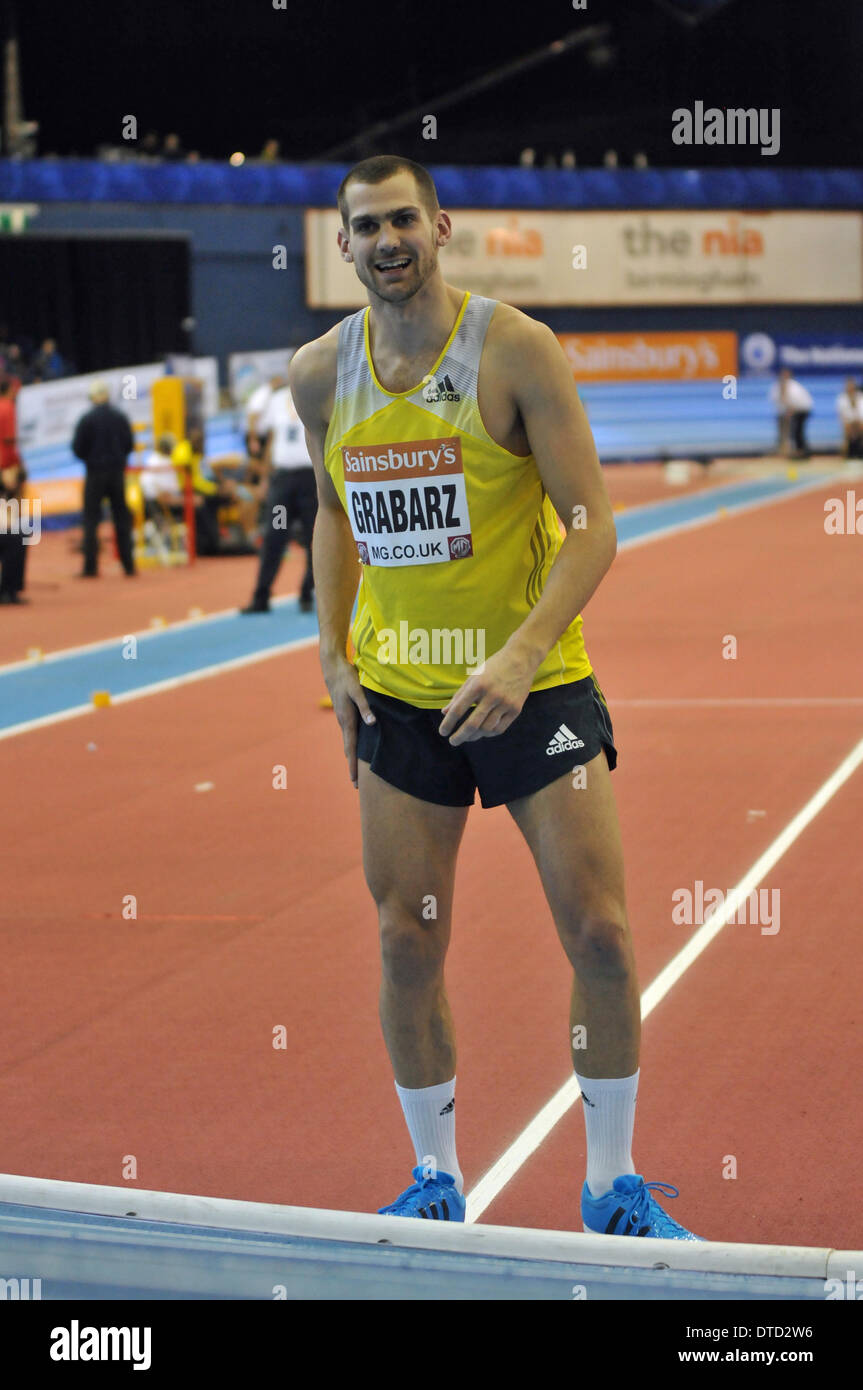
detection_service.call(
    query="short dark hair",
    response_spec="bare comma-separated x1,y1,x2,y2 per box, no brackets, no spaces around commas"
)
337,156,439,228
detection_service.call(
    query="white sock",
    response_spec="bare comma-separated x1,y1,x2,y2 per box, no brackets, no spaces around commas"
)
394,1077,463,1194
574,1070,639,1199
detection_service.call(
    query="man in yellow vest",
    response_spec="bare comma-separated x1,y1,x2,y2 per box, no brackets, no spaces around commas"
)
290,157,701,1240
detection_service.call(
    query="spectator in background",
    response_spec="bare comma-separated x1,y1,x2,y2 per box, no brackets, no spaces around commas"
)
139,131,160,160
836,377,863,459
32,338,66,380
162,133,185,161
769,368,813,459
244,373,285,466
139,434,183,514
0,377,27,604
3,344,25,388
258,138,281,162
172,426,260,556
71,382,137,577
240,384,316,614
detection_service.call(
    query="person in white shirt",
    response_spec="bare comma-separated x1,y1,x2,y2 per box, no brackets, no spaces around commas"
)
244,374,285,465
139,435,183,508
769,369,813,459
835,377,863,459
239,385,317,614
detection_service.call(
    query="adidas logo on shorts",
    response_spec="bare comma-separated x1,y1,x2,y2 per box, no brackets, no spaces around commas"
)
546,723,585,755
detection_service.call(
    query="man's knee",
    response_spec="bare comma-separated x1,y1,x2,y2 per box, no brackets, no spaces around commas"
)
377,898,447,989
558,907,631,978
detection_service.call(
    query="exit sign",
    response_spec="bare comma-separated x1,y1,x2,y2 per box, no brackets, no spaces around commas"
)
0,204,38,233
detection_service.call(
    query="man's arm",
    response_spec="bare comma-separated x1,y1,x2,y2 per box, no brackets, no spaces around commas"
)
440,313,617,744
499,315,616,673
289,334,376,786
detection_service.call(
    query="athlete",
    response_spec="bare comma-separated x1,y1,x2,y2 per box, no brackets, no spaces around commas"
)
290,156,701,1240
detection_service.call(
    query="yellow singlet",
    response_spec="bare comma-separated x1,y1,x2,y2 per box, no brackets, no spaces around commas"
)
324,290,592,708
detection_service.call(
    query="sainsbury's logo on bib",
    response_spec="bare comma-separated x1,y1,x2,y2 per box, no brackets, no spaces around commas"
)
342,438,461,476
341,436,473,568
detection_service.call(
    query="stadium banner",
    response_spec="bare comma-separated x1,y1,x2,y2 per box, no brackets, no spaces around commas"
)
558,331,737,381
305,209,863,307
18,358,220,452
739,332,863,377
228,348,296,406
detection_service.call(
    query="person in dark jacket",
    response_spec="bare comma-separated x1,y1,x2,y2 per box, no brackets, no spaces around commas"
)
0,375,28,603
71,381,136,577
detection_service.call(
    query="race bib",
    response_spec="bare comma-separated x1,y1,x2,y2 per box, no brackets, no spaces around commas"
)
341,436,473,566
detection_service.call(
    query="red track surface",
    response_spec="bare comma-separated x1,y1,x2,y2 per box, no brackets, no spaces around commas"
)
2,469,861,1247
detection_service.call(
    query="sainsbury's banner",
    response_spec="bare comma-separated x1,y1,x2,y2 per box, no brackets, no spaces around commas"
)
558,331,737,381
305,209,863,307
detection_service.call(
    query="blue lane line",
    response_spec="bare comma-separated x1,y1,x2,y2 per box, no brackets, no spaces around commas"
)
0,471,822,734
614,470,805,544
0,603,318,730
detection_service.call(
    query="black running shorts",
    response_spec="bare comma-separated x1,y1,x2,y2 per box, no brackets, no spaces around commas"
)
355,673,617,808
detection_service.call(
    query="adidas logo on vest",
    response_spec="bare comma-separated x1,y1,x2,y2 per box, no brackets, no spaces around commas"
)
422,373,460,404
546,723,585,755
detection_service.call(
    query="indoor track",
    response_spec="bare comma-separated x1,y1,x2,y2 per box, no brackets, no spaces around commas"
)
2,461,861,1296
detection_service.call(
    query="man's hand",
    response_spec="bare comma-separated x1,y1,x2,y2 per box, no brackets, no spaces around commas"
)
322,653,377,787
438,642,540,746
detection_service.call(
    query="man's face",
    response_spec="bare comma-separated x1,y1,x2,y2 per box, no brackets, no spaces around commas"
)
338,173,451,304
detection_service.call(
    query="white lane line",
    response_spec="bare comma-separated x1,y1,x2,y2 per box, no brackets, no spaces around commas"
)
465,731,863,1223
0,635,320,743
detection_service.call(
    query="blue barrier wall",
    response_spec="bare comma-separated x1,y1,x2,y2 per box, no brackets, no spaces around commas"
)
4,160,863,209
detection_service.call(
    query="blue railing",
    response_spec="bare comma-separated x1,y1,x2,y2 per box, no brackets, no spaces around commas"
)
2,160,863,209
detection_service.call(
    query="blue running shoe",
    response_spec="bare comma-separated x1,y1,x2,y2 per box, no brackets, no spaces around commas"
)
378,1166,466,1221
581,1174,704,1240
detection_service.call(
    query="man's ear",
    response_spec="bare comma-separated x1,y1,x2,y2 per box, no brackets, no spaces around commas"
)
434,210,453,250
337,229,353,263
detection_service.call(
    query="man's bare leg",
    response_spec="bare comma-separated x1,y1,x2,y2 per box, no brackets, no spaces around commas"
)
507,751,640,1078
358,759,469,1089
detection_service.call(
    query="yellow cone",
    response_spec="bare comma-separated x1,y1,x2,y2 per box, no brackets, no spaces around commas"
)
319,695,333,709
